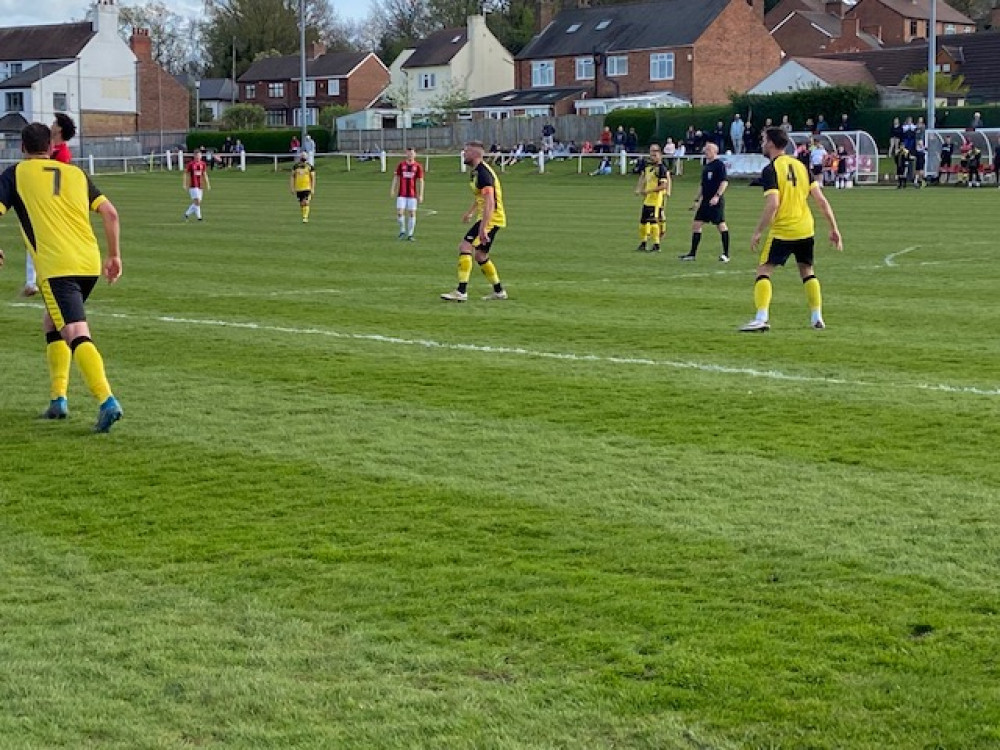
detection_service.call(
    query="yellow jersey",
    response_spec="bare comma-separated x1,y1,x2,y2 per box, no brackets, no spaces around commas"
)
470,162,506,228
292,162,314,192
761,154,815,240
0,159,107,279
641,160,669,207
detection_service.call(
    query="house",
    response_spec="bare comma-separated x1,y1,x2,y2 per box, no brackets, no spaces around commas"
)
822,29,1000,101
504,0,782,116
0,0,136,139
238,45,389,127
130,28,190,134
195,78,237,122
845,0,976,46
766,0,884,55
748,56,876,94
388,15,514,119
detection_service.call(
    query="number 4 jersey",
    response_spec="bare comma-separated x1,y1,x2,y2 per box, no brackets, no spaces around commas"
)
760,154,815,241
0,160,108,279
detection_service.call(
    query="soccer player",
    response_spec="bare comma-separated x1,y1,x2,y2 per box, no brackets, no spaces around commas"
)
183,149,210,220
633,143,670,253
289,152,315,223
391,147,424,240
679,142,731,263
939,135,954,184
440,141,507,302
0,122,124,431
740,127,843,333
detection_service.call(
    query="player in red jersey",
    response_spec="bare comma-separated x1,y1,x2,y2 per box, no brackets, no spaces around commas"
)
183,150,211,221
390,147,424,241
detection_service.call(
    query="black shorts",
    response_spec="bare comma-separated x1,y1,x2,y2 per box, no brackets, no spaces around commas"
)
296,190,312,202
640,204,662,225
761,237,814,267
694,198,725,225
41,275,98,329
463,221,499,250
811,164,823,177
940,154,952,167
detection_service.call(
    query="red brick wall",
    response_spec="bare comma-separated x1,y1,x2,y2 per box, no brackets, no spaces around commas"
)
137,61,190,132
846,0,907,44
344,55,390,112
765,0,819,29
771,14,835,56
693,0,783,105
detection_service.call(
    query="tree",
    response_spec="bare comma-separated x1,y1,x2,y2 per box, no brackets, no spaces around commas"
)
901,70,971,96
219,103,267,129
319,104,350,131
201,0,333,79
428,81,471,124
119,1,200,75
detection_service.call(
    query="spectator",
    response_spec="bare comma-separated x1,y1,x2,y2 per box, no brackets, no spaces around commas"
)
838,113,851,131
568,140,579,154
894,143,911,188
809,140,828,181
780,114,793,133
889,117,903,156
582,140,594,154
970,111,983,130
742,119,756,154
541,121,556,150
663,137,677,172
763,117,773,129
901,116,917,152
711,120,726,150
684,125,697,149
939,134,954,183
599,127,612,153
805,117,815,134
614,125,626,152
967,143,983,187
302,133,316,166
590,155,612,176
816,114,828,133
835,145,850,189
730,114,745,154
290,135,300,154
625,127,639,153
915,116,926,147
913,140,926,188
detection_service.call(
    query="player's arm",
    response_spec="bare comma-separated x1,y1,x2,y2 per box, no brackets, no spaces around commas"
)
750,192,779,251
289,171,296,194
390,173,399,198
96,200,122,283
417,176,424,203
664,171,672,197
479,188,495,242
809,183,843,251
183,168,190,190
204,172,211,191
310,169,316,194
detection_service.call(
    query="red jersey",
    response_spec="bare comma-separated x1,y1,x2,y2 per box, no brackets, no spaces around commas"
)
186,159,207,189
51,142,72,164
394,160,424,198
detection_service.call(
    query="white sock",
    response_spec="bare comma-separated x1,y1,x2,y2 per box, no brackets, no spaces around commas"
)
811,310,823,324
185,204,195,217
407,215,416,236
756,310,768,323
195,205,202,219
397,215,405,233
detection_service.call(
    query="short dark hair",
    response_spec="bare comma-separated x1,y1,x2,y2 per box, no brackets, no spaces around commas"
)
763,126,789,151
21,122,52,154
53,112,77,141
465,140,485,150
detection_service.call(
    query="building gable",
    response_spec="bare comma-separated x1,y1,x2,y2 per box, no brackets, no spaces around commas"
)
0,22,95,62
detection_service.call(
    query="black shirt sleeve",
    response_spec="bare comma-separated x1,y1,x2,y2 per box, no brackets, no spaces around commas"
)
715,161,728,182
760,163,778,192
86,174,105,207
475,163,495,190
0,165,15,212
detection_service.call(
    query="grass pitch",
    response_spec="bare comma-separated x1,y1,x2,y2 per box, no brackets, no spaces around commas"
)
1,157,998,749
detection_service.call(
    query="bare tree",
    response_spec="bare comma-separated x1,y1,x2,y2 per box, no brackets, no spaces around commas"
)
119,1,199,75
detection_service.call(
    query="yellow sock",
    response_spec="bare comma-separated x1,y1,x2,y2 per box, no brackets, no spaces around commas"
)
803,276,822,314
72,340,113,403
46,339,72,400
302,204,310,220
639,225,649,241
479,259,500,285
457,254,473,283
753,276,772,318
650,223,661,245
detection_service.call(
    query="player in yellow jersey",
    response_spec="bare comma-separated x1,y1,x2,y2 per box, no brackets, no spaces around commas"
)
634,143,671,252
0,122,123,431
289,152,316,223
741,127,842,332
441,141,507,302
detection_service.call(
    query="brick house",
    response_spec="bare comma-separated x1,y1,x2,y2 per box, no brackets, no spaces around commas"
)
238,46,389,127
766,0,884,55
501,0,781,116
130,28,189,134
845,0,976,46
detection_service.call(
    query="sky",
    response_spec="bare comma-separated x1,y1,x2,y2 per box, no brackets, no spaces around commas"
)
0,0,374,27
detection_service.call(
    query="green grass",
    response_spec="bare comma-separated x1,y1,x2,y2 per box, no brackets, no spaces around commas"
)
1,157,998,749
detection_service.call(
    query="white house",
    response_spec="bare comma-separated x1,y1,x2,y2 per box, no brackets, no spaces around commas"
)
388,15,515,118
748,57,875,95
0,0,138,141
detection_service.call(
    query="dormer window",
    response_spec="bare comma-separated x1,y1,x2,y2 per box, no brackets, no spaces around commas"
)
566,23,581,33
596,20,611,30
451,35,462,43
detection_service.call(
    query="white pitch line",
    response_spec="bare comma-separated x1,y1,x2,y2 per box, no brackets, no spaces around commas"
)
7,302,998,398
884,246,918,267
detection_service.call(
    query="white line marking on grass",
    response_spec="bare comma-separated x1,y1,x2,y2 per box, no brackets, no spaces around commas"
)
8,303,998,398
884,246,918,267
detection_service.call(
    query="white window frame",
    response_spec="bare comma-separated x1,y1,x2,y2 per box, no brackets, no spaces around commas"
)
10,63,22,75
575,57,594,81
607,55,628,77
419,73,437,90
299,79,316,97
5,92,24,112
650,52,675,81
328,78,340,96
531,60,555,88
266,110,286,126
53,92,68,111
524,106,550,117
245,83,256,98
267,82,285,98
293,107,317,126
944,23,956,34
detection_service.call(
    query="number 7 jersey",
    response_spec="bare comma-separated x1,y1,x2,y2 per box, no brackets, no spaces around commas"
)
760,154,815,240
0,159,107,279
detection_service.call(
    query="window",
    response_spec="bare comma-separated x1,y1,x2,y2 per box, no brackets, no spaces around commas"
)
524,107,549,117
293,107,317,126
566,23,581,33
419,73,436,90
245,83,256,98
267,82,284,98
575,57,594,80
607,55,628,77
910,19,919,36
328,78,340,95
596,20,611,30
53,92,68,111
650,52,674,81
10,63,22,75
944,23,956,34
531,60,555,87
936,62,952,73
5,92,24,112
266,110,286,126
299,79,316,97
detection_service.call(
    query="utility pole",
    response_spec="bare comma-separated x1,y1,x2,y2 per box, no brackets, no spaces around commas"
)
927,0,937,129
232,36,237,105
299,0,308,142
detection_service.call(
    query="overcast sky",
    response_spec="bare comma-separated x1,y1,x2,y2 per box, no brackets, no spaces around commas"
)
0,0,373,28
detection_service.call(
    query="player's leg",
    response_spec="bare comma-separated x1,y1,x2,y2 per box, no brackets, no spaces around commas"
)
637,205,652,252
740,238,784,331
681,219,703,260
796,239,823,328
300,193,311,222
476,230,506,300
38,286,72,418
396,197,406,238
24,253,38,296
717,220,730,262
406,200,417,239
441,225,478,301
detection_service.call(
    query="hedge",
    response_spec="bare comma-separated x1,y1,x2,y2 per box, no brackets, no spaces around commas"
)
186,128,331,153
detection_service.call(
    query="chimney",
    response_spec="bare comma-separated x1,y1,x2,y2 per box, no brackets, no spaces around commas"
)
825,0,846,19
90,0,119,34
536,0,557,34
746,0,765,22
307,41,327,60
991,8,1000,29
130,28,152,61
